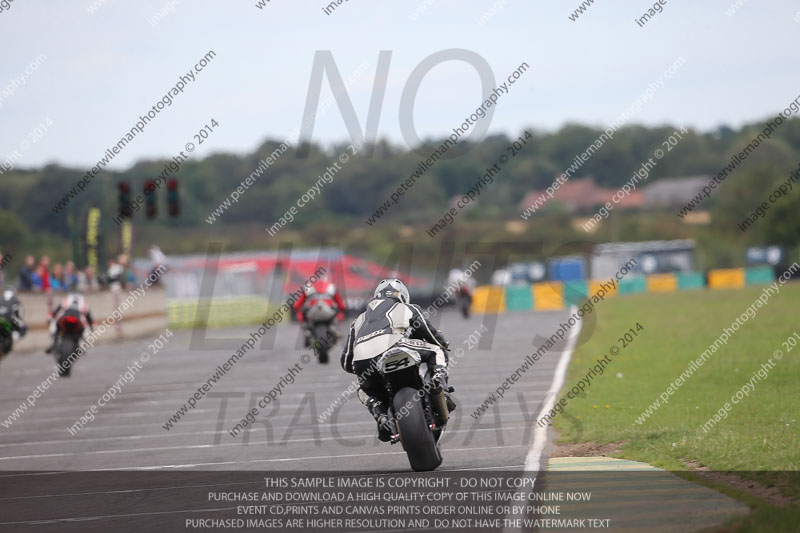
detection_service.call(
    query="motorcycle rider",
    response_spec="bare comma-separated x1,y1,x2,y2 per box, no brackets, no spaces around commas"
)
0,288,28,353
45,292,94,354
448,267,474,299
293,276,346,348
340,279,456,442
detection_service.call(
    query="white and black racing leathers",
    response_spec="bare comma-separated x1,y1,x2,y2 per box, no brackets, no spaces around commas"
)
340,298,450,418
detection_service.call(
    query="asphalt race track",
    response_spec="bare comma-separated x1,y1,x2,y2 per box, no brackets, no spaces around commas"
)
0,309,576,530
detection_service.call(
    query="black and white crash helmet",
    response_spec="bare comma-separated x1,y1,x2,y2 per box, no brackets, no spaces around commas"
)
373,278,409,304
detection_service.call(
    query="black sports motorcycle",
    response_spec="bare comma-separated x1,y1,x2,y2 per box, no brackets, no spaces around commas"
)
0,290,25,363
304,298,339,364
376,340,452,472
53,313,85,377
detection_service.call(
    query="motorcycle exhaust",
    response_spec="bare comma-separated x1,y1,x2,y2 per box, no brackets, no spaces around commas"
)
431,389,449,426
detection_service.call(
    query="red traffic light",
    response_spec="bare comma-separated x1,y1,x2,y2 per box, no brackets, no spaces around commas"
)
167,178,180,217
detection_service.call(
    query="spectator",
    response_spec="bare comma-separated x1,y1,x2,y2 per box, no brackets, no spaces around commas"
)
77,265,100,293
86,266,100,291
50,263,65,292
18,255,36,292
125,268,136,287
63,261,79,291
117,254,135,289
36,256,51,293
31,268,43,291
148,245,169,283
107,257,124,292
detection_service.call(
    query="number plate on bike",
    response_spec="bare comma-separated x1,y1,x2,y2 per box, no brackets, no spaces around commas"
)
379,347,420,374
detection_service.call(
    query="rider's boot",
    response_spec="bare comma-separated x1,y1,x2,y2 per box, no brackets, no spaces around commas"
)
366,398,396,442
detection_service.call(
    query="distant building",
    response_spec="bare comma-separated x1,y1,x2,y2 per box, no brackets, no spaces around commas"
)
520,175,710,215
591,239,696,278
643,176,709,208
520,177,643,214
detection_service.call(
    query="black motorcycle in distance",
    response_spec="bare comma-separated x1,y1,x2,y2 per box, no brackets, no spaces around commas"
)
0,290,25,364
455,286,473,319
304,297,339,364
54,313,85,377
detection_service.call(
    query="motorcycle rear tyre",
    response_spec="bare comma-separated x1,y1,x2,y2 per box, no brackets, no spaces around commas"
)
393,387,442,472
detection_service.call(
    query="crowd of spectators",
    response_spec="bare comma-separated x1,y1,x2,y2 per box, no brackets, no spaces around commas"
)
15,254,136,293
0,245,168,296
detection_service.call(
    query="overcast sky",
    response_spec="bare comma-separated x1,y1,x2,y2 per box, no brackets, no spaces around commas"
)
1,0,799,171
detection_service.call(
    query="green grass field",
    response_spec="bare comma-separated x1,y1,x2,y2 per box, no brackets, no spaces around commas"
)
553,282,800,531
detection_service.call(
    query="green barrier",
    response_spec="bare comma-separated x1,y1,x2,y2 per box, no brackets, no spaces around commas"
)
677,272,705,290
618,276,647,295
745,266,775,285
168,297,279,329
563,280,588,305
505,284,533,311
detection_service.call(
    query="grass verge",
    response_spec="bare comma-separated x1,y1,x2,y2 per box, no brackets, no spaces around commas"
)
552,282,800,531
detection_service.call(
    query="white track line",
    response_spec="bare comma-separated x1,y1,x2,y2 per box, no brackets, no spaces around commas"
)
523,307,581,473
72,444,530,471
0,481,259,501
0,506,236,527
503,307,581,533
0,425,533,461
